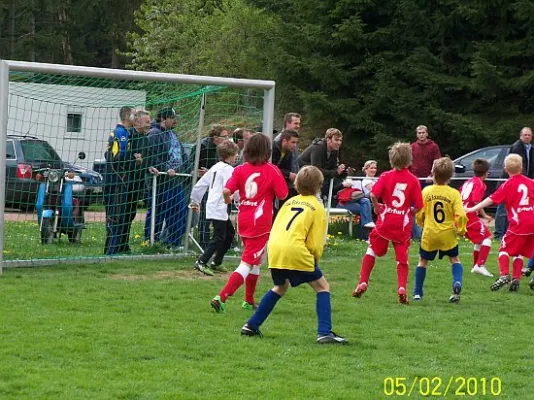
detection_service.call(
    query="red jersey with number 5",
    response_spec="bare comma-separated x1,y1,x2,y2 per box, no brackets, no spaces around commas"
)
460,176,487,227
225,162,288,238
371,168,423,242
489,174,534,235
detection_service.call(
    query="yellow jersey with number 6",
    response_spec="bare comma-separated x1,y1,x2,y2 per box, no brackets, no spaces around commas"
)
267,194,326,272
416,184,467,252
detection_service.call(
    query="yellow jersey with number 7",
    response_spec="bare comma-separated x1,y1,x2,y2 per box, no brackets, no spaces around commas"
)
416,184,467,252
267,194,326,272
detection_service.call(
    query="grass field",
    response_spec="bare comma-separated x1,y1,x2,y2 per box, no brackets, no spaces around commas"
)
1,237,533,399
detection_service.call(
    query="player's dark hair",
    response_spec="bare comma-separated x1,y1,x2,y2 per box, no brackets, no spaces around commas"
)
472,158,490,177
244,133,271,165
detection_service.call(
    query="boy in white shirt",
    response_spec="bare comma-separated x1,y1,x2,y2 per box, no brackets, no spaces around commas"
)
190,140,239,276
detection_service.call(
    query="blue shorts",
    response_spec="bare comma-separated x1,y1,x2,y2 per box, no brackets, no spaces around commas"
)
419,245,459,261
270,265,323,287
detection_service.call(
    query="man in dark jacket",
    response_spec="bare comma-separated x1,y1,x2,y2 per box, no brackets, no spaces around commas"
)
299,128,349,199
272,130,299,215
494,127,533,240
192,124,229,249
144,107,189,249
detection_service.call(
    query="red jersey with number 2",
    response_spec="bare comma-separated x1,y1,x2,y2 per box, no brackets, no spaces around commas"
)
225,162,288,238
371,168,423,242
490,174,534,235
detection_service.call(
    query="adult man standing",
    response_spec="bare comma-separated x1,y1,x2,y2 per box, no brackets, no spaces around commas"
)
273,112,301,176
144,107,189,249
233,128,254,165
194,124,230,249
298,128,349,199
409,125,442,181
409,125,441,240
494,127,534,240
272,130,299,210
104,106,133,254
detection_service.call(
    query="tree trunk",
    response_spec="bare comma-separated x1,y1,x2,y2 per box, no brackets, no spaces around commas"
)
59,7,73,64
28,1,35,62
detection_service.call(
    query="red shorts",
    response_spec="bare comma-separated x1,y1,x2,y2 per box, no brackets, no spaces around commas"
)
499,232,534,258
368,229,410,264
241,234,270,265
465,220,492,244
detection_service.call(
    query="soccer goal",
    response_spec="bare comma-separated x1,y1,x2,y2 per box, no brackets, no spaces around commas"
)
0,60,275,271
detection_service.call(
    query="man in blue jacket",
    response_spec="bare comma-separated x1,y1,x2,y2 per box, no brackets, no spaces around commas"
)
144,107,189,249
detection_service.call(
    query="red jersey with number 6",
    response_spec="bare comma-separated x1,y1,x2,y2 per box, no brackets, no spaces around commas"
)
460,176,487,227
225,162,288,238
489,174,534,235
371,168,423,242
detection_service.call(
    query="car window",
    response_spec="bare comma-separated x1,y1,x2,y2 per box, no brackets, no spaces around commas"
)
20,140,62,163
457,148,502,171
6,141,15,159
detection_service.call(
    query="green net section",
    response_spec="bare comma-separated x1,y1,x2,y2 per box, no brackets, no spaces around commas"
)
4,71,264,263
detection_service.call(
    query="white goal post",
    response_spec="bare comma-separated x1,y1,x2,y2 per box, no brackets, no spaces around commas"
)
0,60,275,273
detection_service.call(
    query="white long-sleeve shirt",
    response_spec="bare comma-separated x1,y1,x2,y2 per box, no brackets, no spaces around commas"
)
190,161,234,221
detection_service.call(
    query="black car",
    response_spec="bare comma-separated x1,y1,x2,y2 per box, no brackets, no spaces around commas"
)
5,135,64,211
451,145,510,198
64,162,104,204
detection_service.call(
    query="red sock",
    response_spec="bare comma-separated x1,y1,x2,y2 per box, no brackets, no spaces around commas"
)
359,254,376,285
219,272,245,302
397,262,409,291
477,245,491,266
498,253,510,276
244,274,259,304
473,249,480,266
512,257,523,280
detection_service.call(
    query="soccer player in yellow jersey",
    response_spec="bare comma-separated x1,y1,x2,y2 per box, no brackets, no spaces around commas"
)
240,166,347,344
413,157,468,303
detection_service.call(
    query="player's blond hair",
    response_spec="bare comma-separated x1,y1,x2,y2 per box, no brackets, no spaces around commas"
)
217,140,239,160
295,166,324,196
432,157,454,184
504,153,523,175
388,142,412,170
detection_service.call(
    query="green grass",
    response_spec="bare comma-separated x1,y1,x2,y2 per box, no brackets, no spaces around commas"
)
1,239,533,399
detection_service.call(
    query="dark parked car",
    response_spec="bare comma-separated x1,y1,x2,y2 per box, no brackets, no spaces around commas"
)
64,162,103,203
5,135,64,211
451,145,510,199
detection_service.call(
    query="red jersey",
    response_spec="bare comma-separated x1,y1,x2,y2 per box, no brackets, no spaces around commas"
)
371,168,424,242
460,176,487,227
225,162,288,238
490,174,534,235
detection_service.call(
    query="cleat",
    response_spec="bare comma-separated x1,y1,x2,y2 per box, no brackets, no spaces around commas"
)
509,278,520,292
449,281,462,303
194,260,214,276
398,287,409,305
317,331,348,345
521,267,534,277
352,282,368,298
490,274,511,291
529,278,534,291
210,262,228,273
448,293,461,303
413,294,422,302
210,295,226,313
241,323,262,337
241,301,257,311
471,265,494,277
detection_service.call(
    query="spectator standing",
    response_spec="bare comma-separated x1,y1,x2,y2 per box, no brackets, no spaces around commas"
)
298,128,350,199
272,130,299,212
409,125,441,240
494,127,533,240
233,128,254,165
104,106,133,255
144,107,189,249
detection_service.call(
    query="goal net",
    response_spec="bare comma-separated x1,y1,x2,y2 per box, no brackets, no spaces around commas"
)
0,60,275,268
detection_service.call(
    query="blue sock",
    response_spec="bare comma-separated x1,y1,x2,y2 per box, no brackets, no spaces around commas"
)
316,291,332,335
247,290,281,330
452,263,463,285
528,257,534,269
413,266,426,296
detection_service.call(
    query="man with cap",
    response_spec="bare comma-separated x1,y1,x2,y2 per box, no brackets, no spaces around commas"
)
144,106,189,249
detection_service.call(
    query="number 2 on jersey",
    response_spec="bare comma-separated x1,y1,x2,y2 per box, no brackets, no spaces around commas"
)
286,207,304,231
518,183,529,206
